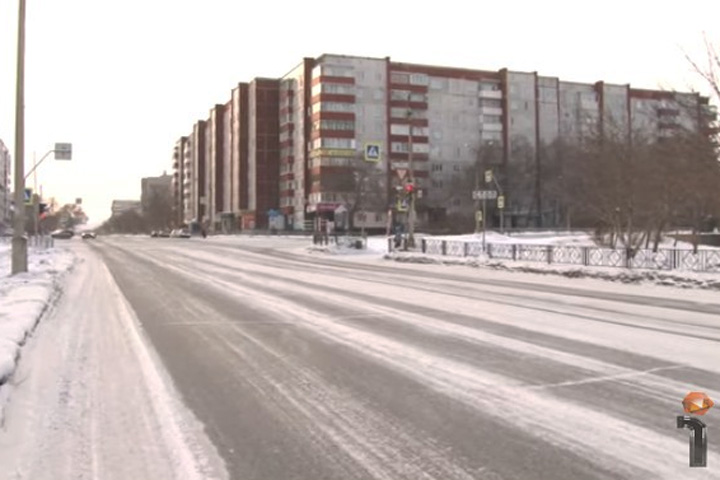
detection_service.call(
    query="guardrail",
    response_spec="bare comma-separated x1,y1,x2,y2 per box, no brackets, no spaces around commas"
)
401,239,720,272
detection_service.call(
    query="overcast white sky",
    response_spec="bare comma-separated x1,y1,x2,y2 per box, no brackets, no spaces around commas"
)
1,0,719,226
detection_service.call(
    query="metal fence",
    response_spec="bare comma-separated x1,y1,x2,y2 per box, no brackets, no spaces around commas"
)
413,239,720,273
0,235,54,249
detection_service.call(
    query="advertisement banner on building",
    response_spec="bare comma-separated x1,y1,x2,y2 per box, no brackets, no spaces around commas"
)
309,148,355,159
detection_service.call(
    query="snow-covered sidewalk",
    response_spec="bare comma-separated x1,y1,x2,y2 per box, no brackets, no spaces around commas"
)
0,243,77,387
0,242,228,480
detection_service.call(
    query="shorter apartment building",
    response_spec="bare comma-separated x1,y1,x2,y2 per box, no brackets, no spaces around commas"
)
141,172,172,214
111,200,141,217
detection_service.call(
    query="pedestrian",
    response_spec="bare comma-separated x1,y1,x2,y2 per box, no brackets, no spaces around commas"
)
201,227,207,239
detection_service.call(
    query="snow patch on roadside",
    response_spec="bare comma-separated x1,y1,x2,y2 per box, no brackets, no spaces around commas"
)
384,252,720,290
0,247,77,387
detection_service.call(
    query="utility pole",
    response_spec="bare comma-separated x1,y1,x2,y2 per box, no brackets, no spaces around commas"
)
407,107,416,248
12,0,27,274
474,165,480,234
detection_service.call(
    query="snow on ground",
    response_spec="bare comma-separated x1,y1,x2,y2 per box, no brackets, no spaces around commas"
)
286,231,720,290
384,252,720,290
0,241,228,479
0,240,76,387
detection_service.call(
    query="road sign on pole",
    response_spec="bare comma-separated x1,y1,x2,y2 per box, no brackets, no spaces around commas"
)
485,169,493,184
397,168,407,180
497,195,505,209
54,142,72,160
364,142,381,162
472,190,498,200
23,187,32,205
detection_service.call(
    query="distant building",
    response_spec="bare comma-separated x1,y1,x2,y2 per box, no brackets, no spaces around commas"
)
111,200,142,217
204,104,226,231
0,140,9,229
171,137,188,226
141,172,172,214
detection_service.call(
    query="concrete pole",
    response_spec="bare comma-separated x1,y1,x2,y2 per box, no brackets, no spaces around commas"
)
11,0,27,274
406,99,416,248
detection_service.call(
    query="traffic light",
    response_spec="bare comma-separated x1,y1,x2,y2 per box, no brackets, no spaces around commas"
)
38,203,48,219
404,183,415,194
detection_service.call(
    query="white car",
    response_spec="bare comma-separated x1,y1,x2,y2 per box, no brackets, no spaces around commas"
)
170,228,191,238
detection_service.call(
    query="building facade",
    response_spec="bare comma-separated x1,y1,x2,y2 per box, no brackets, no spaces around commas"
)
111,200,142,217
247,78,280,230
173,53,715,232
171,136,187,227
141,173,172,213
231,83,250,221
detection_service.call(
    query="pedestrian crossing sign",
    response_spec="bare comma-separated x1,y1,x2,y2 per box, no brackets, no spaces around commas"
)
24,188,33,205
364,142,381,162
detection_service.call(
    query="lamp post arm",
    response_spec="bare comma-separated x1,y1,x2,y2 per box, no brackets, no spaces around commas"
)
24,149,54,181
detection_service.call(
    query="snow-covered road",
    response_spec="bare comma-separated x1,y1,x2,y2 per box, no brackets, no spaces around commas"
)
80,235,720,480
0,242,228,480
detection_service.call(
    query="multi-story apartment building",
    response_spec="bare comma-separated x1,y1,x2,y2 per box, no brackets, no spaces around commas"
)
279,59,312,230
181,133,193,224
231,83,250,222
204,104,226,231
0,139,10,230
191,120,207,225
247,78,280,230
171,136,187,227
173,53,714,232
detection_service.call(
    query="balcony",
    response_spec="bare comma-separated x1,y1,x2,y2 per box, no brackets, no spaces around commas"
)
479,89,502,100
480,123,503,132
481,107,503,118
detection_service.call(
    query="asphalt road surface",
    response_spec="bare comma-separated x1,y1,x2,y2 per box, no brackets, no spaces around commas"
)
83,235,720,480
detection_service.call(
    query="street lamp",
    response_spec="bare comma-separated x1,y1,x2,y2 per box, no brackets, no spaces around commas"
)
11,0,27,275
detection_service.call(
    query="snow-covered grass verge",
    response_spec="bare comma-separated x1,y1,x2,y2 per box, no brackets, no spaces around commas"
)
305,236,390,256
384,251,720,290
0,245,77,386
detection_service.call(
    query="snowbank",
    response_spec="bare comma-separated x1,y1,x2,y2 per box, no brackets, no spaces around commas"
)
0,246,76,385
305,236,390,256
384,252,720,290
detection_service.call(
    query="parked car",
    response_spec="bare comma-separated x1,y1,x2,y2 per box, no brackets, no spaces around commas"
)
150,231,159,238
81,232,97,239
170,228,191,238
51,229,74,239
157,230,170,238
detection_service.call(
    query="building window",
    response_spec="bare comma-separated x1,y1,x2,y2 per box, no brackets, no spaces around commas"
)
312,137,356,149
312,102,355,114
391,124,410,135
391,142,409,153
410,73,429,86
431,164,443,172
391,72,409,84
314,120,355,131
391,89,409,101
412,143,429,154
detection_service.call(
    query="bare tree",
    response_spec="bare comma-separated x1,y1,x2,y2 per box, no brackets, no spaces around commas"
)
685,33,720,102
334,156,387,232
